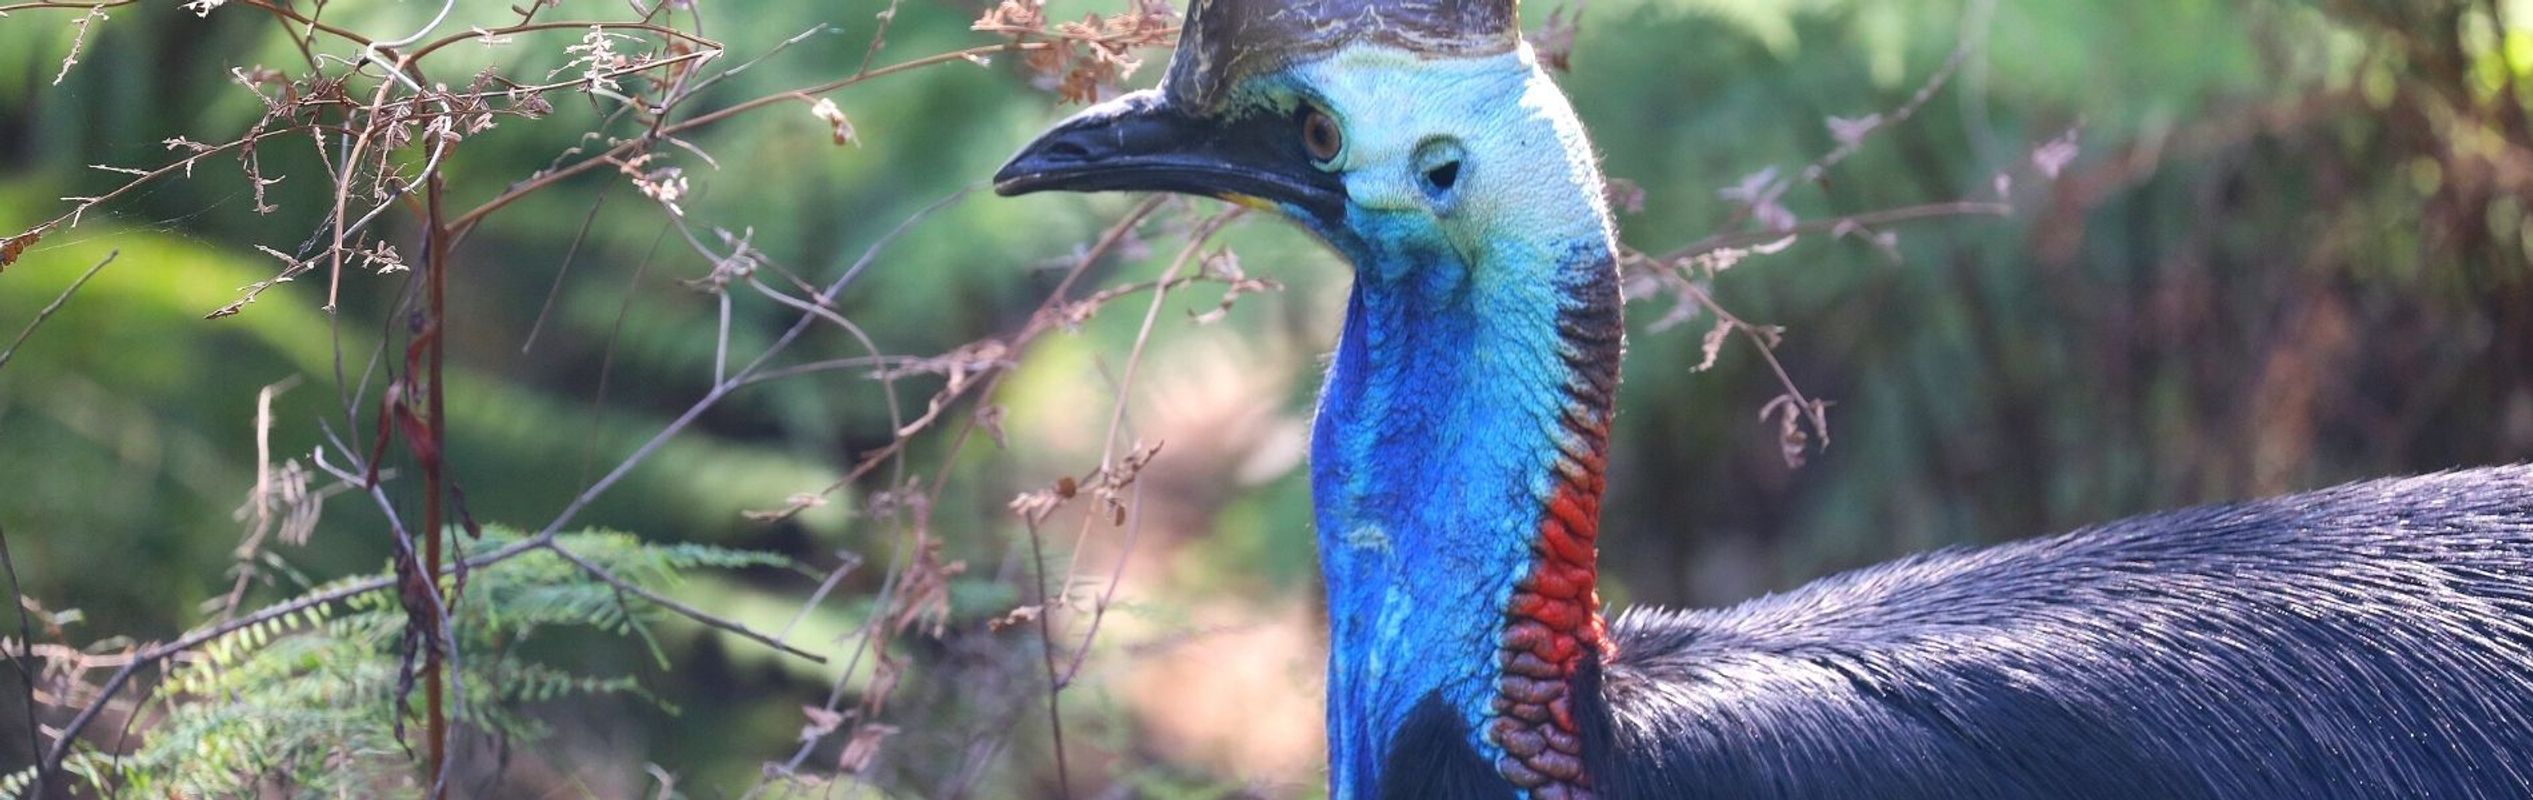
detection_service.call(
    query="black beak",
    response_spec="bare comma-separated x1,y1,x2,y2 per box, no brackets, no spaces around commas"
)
993,90,1345,223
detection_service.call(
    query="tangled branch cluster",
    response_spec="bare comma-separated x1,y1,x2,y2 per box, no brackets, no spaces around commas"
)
977,0,1179,103
0,0,1208,794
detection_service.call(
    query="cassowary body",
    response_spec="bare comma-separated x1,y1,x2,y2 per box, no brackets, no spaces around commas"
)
994,1,2533,796
1583,469,2533,799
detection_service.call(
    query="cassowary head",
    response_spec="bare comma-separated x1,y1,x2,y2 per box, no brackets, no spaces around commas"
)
998,3,1628,793
994,0,1614,274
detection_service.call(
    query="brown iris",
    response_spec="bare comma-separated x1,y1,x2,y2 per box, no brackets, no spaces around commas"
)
1301,107,1343,164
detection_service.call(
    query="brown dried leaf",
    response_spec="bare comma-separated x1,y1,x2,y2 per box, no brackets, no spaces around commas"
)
1530,3,1584,73
888,539,964,638
1604,176,1646,216
1760,394,1810,469
1759,394,1833,469
1751,324,1785,350
974,0,1047,34
1695,318,1732,372
0,226,42,271
809,98,858,147
1826,114,1882,147
1832,219,1901,263
988,604,1043,632
975,404,1009,449
2032,128,2081,180
1719,168,1796,232
981,0,1173,103
836,723,899,774
798,705,844,742
742,493,828,523
1010,487,1063,524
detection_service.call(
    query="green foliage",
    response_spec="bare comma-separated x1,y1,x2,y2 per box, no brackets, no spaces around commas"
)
49,528,787,799
0,769,34,800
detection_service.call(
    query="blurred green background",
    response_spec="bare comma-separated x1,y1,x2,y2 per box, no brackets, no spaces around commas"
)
2,0,2529,796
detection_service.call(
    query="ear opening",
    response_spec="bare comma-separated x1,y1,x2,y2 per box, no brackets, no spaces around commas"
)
1425,159,1463,193
1415,137,1471,204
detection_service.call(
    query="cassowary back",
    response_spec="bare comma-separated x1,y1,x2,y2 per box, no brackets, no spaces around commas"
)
1595,467,2533,799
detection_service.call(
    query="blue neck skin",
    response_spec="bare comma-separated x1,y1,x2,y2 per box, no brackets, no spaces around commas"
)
1309,210,1619,794
1240,45,1622,794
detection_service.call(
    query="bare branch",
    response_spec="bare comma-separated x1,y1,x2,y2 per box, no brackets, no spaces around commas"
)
0,250,117,375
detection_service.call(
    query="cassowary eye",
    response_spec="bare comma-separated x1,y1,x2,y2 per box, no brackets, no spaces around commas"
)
1301,107,1344,164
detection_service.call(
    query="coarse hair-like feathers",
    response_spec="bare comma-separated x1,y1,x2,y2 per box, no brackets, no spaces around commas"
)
1570,466,2533,799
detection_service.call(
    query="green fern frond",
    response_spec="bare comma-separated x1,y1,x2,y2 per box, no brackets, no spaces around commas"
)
55,525,790,799
0,766,37,800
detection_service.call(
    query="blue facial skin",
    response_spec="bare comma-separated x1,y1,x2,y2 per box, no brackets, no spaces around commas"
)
1225,45,1623,795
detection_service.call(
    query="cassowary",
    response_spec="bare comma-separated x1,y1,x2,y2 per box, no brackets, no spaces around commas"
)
992,1,2533,797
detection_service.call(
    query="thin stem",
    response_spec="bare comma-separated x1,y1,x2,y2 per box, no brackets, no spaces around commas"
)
0,520,42,788
541,543,823,661
10,129,297,243
404,19,720,64
526,188,971,542
447,43,1047,237
0,250,117,375
1661,200,2011,263
0,0,131,14
767,199,1164,791
421,149,453,800
1027,517,1072,799
1099,210,1240,467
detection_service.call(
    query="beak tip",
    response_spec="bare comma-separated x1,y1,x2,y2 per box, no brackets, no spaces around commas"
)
989,172,1026,197
991,132,1081,196
988,161,1047,197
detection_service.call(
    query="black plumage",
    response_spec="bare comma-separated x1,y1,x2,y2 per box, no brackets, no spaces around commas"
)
1571,467,2533,799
